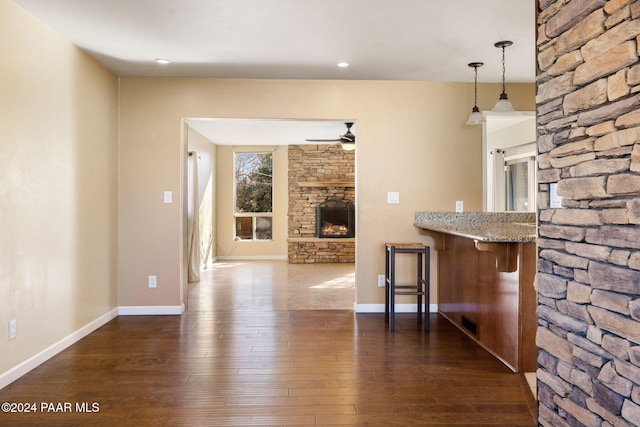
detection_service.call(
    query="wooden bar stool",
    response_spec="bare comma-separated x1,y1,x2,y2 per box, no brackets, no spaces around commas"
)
384,243,430,332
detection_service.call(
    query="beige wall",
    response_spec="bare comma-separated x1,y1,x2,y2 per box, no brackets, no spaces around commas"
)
0,0,118,380
118,77,535,309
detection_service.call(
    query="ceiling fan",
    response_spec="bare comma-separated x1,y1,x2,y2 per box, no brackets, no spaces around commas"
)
305,122,356,151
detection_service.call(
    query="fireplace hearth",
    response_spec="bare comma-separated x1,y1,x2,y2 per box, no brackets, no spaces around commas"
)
316,199,355,238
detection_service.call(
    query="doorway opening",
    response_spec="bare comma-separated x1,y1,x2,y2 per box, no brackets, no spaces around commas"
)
183,118,357,311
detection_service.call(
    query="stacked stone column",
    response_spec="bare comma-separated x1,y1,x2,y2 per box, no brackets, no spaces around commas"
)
537,0,640,425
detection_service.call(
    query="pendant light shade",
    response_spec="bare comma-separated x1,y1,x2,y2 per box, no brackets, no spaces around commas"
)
466,62,485,125
492,40,514,112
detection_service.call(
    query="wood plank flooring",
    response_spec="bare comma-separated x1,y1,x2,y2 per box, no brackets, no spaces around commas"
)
0,261,536,426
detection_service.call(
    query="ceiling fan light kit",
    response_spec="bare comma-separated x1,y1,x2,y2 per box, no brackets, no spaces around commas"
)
341,141,356,151
305,122,356,151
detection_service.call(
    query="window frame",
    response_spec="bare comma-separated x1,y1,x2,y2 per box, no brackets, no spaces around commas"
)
233,150,273,242
497,143,537,212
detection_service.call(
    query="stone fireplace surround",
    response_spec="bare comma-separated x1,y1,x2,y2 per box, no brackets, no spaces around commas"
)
287,144,355,263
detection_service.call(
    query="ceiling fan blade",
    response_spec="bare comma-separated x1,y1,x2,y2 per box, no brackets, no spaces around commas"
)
306,123,355,144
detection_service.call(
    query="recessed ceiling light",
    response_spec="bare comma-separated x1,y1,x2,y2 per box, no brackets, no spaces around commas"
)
155,58,170,64
337,62,349,68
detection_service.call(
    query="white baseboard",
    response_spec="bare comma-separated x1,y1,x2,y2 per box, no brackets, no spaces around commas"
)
0,307,119,390
118,305,185,315
1,305,186,389
355,303,438,313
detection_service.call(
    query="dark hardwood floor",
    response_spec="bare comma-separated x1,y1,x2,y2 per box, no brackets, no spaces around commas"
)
0,262,536,426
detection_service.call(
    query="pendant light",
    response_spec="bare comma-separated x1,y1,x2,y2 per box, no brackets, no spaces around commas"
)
466,62,485,125
492,40,515,112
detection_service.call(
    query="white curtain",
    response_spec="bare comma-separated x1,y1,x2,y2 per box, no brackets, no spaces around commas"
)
491,149,506,212
187,153,201,283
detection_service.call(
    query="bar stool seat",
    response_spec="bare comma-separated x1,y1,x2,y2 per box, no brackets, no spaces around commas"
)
384,242,430,332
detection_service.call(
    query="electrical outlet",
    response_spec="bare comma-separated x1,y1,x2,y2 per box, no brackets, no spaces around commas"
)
378,274,385,287
8,319,16,340
148,275,157,288
455,200,464,212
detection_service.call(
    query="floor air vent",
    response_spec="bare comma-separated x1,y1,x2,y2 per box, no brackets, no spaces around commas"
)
461,316,477,335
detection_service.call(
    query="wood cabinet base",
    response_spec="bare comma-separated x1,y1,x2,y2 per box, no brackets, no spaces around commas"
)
435,233,536,372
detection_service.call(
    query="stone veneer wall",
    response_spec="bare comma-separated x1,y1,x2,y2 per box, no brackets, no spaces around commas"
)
288,145,355,263
536,0,640,426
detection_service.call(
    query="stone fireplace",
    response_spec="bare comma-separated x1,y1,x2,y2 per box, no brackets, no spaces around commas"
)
288,144,355,263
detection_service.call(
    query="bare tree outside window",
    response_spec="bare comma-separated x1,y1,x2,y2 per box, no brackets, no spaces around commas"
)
234,152,273,240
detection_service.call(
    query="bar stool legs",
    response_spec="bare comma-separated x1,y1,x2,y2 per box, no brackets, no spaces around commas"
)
384,243,430,332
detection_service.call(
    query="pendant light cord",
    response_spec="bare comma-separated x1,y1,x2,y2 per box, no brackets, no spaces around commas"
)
468,62,483,111
501,45,507,96
474,66,479,107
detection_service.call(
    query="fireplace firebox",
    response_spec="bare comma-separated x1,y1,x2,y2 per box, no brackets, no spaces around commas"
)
316,199,355,238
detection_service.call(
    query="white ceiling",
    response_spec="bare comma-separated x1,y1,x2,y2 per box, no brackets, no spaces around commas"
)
13,0,536,145
13,0,535,82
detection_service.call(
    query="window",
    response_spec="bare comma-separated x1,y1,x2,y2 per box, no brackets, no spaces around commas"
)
492,143,536,212
234,151,273,241
483,112,536,212
505,156,535,211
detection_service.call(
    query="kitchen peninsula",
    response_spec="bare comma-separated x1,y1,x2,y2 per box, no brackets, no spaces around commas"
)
414,212,537,372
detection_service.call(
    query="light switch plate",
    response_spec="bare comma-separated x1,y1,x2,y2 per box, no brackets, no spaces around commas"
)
164,191,172,204
549,183,562,208
387,192,400,204
8,319,16,340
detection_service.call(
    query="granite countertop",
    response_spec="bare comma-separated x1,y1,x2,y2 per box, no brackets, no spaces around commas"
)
414,211,536,243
